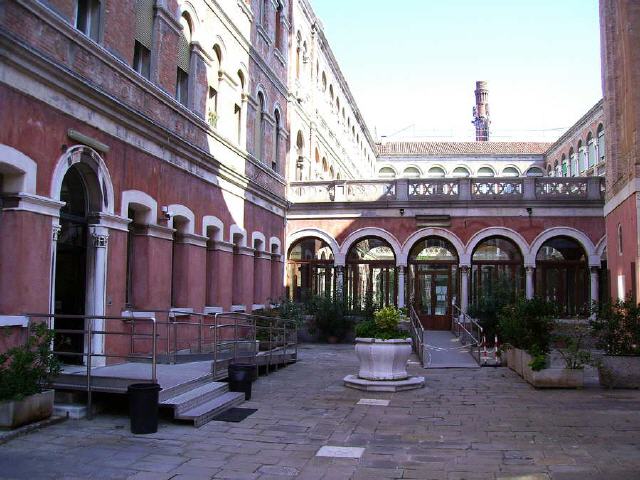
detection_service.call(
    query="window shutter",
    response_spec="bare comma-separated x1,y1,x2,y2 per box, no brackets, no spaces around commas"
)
177,32,190,72
135,0,154,49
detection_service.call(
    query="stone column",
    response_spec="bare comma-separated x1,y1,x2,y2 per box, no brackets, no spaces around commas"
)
206,241,234,311
397,266,406,308
253,251,272,308
335,265,345,296
233,246,255,312
172,233,207,311
460,266,469,314
525,266,535,300
590,267,600,306
89,225,109,366
270,253,284,303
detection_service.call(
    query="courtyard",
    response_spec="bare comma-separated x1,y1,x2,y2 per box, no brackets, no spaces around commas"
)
1,344,639,480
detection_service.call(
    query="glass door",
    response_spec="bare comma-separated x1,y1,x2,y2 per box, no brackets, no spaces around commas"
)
415,267,452,330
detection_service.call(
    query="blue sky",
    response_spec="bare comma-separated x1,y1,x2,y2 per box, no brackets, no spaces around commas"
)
312,0,602,142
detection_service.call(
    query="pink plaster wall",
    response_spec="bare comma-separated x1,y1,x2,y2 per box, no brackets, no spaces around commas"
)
605,194,639,300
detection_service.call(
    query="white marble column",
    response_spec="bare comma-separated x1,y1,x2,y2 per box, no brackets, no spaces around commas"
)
525,266,535,300
88,226,109,367
397,266,406,308
590,267,600,305
460,265,469,314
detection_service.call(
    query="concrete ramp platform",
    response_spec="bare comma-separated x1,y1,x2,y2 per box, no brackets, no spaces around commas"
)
422,331,479,369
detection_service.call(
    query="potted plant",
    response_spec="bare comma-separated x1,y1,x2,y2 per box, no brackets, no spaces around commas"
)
591,299,640,388
498,297,557,377
353,306,412,380
313,294,351,343
0,323,61,429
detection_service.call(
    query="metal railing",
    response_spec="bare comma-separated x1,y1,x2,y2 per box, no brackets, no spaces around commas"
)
408,305,425,364
25,313,158,420
451,305,483,364
210,312,298,378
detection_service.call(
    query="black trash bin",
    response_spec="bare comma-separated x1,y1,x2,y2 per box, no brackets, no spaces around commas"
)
228,364,255,400
128,383,161,434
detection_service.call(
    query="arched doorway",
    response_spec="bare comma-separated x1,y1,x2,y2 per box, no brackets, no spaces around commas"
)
54,165,89,364
286,238,335,301
408,237,458,329
471,236,524,305
346,237,396,311
535,237,589,316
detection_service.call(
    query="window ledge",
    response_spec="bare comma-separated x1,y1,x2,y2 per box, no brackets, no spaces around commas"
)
274,48,286,68
257,26,271,45
0,316,29,327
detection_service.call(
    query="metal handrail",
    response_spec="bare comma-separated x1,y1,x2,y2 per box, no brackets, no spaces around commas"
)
25,313,157,420
409,305,424,363
210,312,298,378
451,305,483,363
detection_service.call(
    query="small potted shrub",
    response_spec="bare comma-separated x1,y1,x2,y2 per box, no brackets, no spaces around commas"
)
353,306,412,380
314,294,350,343
591,299,640,388
0,323,61,429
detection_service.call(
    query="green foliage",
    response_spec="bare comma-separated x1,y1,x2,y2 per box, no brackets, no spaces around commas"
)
554,322,592,369
313,294,351,342
0,323,61,402
355,306,406,340
498,297,558,353
468,274,517,339
527,345,548,371
591,298,640,356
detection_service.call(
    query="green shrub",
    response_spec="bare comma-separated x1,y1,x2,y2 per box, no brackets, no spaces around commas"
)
498,297,558,354
313,294,351,342
0,323,61,402
468,274,517,340
355,306,406,340
591,299,640,356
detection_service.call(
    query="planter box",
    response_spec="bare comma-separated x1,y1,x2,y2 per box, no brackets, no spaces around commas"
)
506,348,516,371
0,390,54,429
355,338,413,381
521,352,584,388
512,348,525,376
598,355,640,389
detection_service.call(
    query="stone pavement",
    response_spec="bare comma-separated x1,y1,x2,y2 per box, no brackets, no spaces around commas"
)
1,344,640,480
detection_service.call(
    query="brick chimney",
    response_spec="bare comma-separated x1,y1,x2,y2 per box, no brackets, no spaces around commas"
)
472,81,490,141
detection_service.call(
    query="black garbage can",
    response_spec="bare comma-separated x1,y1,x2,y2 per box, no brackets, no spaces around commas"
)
228,364,254,400
128,383,161,434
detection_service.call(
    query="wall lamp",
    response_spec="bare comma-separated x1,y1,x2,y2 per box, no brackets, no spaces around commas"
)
399,208,405,216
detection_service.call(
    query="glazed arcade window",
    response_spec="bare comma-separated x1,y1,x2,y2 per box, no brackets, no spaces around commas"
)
133,41,151,79
76,0,101,42
176,69,189,106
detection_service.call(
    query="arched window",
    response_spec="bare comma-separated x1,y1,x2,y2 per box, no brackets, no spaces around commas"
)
472,237,524,308
378,167,396,179
274,1,283,50
321,72,327,92
235,71,245,144
546,164,552,176
452,166,470,178
133,0,153,78
176,13,192,106
535,237,589,316
617,224,623,256
563,152,570,177
408,237,459,329
427,166,445,178
477,167,495,177
346,237,396,310
578,140,587,173
502,166,520,177
261,0,269,26
207,46,223,128
76,0,102,42
597,124,605,164
587,132,596,168
329,85,334,106
273,109,281,172
287,238,335,301
255,92,265,160
402,166,420,178
295,131,304,181
526,167,544,177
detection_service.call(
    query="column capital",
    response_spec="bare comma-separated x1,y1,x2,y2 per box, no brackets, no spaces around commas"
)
526,266,535,274
52,224,62,242
459,265,470,274
590,266,600,274
92,232,109,248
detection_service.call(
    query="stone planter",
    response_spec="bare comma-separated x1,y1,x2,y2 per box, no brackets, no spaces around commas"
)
598,355,640,389
521,352,584,388
506,348,516,371
512,348,525,376
355,337,413,380
0,390,54,429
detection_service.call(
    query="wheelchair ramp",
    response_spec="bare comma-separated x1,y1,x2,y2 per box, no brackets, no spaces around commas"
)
422,330,479,368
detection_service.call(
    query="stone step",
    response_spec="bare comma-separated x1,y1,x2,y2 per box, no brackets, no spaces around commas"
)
158,374,213,402
175,391,246,428
161,382,229,415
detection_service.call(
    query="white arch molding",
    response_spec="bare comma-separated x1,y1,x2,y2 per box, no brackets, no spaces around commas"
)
202,215,224,241
399,228,467,266
0,144,37,193
338,227,402,267
251,231,267,251
466,227,532,267
51,145,115,215
229,224,247,247
167,204,195,234
286,228,340,263
269,236,282,255
121,190,157,225
529,227,599,267
595,235,607,260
